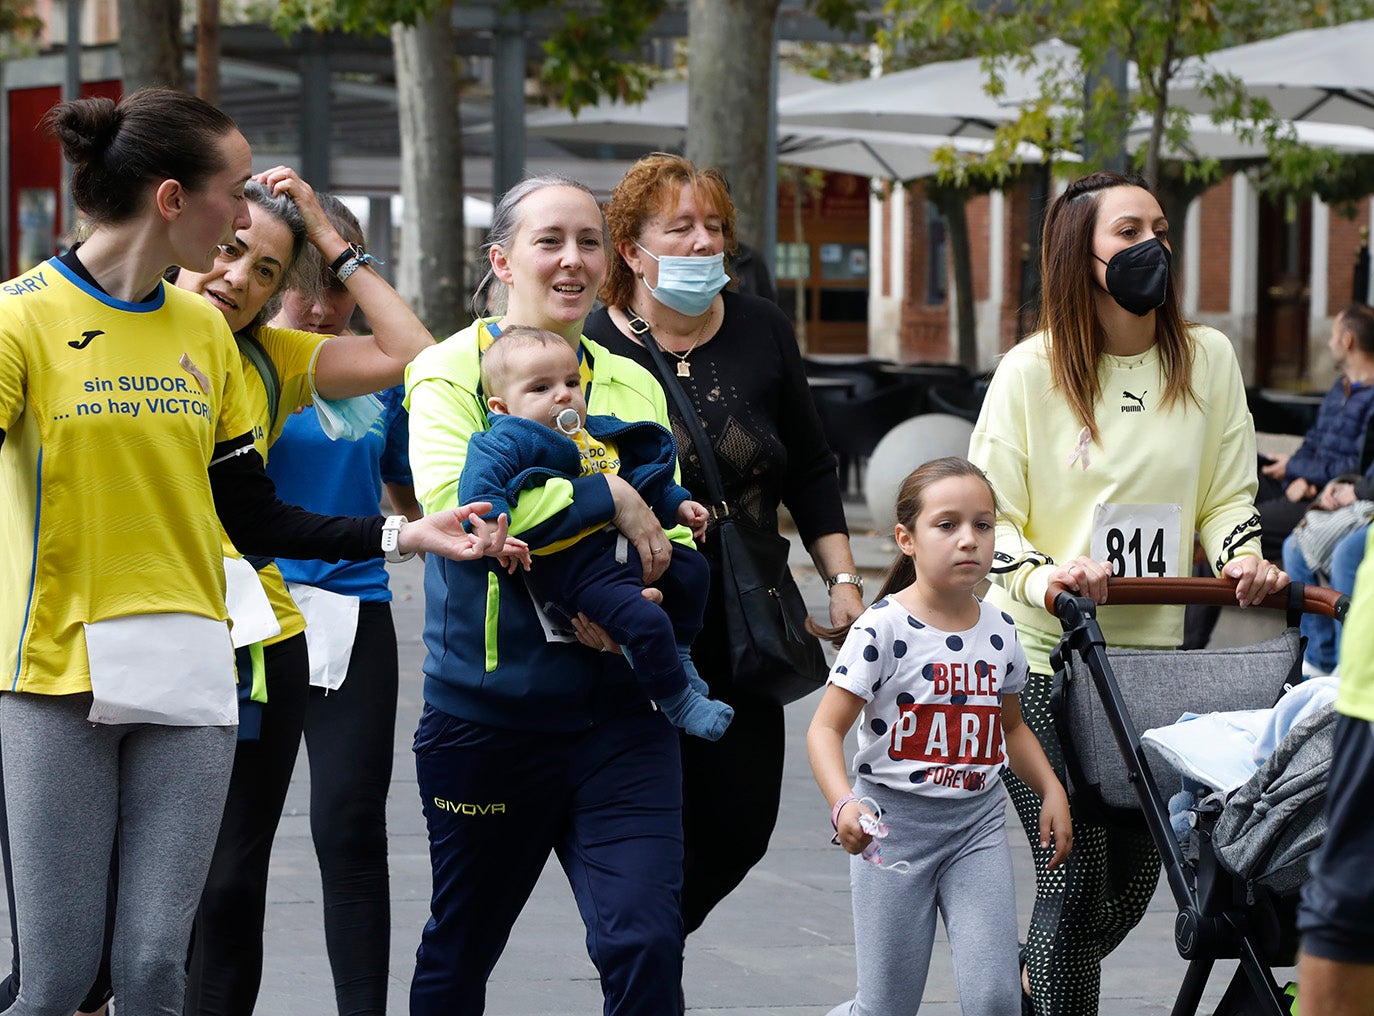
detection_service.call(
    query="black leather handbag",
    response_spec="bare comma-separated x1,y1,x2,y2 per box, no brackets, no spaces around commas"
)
640,326,829,704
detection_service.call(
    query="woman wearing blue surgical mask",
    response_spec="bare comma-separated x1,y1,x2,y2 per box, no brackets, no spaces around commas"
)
968,170,1286,1016
583,154,865,967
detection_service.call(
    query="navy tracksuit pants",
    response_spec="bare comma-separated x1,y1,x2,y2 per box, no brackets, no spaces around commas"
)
527,531,710,699
410,704,684,1015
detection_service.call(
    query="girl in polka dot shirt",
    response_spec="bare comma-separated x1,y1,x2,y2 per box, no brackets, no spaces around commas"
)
808,457,1071,1015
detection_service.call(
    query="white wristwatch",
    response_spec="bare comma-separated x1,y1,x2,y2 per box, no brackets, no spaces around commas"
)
381,515,415,563
826,572,864,595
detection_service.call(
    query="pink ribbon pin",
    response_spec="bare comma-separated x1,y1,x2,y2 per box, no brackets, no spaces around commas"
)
1067,426,1091,470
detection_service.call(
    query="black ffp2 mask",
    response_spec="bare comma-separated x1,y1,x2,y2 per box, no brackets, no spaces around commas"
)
1094,237,1170,316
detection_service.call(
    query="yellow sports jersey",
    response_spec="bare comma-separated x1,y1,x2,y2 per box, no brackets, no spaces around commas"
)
220,324,326,644
572,428,622,478
532,427,624,556
0,259,256,694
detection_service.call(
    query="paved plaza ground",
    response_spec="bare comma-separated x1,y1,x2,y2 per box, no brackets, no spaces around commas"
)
3,498,1291,1013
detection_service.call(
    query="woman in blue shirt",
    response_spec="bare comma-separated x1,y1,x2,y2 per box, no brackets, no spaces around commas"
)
264,194,418,1016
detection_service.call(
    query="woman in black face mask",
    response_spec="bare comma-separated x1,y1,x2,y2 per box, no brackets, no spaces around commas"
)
968,170,1287,1016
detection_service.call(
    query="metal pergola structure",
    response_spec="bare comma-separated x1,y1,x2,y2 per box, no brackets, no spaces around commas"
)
0,0,883,276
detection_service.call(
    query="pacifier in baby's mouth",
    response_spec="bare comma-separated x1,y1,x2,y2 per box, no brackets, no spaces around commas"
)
554,407,581,435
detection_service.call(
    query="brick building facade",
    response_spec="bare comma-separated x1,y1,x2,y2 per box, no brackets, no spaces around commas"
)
867,173,1374,390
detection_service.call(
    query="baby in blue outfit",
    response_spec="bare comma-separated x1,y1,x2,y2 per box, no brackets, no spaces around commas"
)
459,326,732,740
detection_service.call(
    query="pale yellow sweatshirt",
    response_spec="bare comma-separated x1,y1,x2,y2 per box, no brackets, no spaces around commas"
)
968,325,1262,675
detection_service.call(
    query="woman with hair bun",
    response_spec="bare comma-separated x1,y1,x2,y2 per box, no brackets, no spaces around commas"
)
405,174,690,1015
0,89,507,1016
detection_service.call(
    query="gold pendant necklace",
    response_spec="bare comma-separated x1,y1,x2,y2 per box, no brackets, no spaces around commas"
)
629,305,712,379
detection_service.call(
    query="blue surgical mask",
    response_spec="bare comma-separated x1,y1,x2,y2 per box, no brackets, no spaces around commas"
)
314,392,385,442
636,243,728,317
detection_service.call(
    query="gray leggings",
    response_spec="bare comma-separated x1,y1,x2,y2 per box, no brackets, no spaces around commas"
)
828,779,1022,1016
0,692,235,1016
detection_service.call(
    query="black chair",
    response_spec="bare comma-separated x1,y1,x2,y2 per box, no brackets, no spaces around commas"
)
804,358,899,398
1247,387,1322,437
816,384,928,493
884,362,973,383
927,380,989,424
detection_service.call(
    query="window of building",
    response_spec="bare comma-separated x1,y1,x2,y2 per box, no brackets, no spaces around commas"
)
775,242,811,281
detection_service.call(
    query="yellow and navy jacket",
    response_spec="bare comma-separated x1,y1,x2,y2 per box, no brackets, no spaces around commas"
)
406,320,684,731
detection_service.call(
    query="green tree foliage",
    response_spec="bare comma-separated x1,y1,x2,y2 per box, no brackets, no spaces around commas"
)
1,0,42,58
270,0,668,113
527,0,875,112
880,0,1374,196
518,0,666,113
271,0,443,35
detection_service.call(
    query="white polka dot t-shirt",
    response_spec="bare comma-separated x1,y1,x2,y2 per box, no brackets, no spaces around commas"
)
828,596,1029,799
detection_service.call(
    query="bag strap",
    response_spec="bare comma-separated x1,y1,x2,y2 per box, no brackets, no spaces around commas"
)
632,313,729,512
235,328,281,436
233,329,281,573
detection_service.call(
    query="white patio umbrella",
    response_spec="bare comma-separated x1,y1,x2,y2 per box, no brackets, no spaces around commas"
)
1130,115,1374,162
506,71,833,150
1173,20,1374,128
776,39,1081,139
776,125,1059,180
497,71,1058,183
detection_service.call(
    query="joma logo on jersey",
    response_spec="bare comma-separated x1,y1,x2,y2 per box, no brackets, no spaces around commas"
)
1121,390,1147,413
433,798,506,816
69,329,103,350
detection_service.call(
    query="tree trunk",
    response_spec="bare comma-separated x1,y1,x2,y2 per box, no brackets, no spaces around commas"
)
116,0,182,92
196,0,219,105
930,185,977,368
1155,162,1215,285
393,0,465,337
1142,0,1180,190
684,0,781,250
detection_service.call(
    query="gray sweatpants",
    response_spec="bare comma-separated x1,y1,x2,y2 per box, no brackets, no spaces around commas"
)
828,779,1022,1016
0,692,236,1016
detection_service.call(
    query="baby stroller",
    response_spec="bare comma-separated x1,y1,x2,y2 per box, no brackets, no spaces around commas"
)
1047,576,1348,1016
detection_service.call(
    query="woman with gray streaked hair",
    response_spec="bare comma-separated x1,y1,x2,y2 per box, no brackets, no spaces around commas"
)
172,165,437,1016
404,174,689,1015
262,190,425,1016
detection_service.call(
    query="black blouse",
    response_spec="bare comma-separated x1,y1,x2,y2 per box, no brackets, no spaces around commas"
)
584,290,848,546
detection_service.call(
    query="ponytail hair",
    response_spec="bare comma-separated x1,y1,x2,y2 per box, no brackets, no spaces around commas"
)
808,457,998,649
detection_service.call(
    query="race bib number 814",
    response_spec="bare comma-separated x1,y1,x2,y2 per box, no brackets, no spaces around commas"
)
1090,503,1183,579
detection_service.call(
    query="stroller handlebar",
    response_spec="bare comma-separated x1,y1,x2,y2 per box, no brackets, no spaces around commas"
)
1045,577,1348,621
